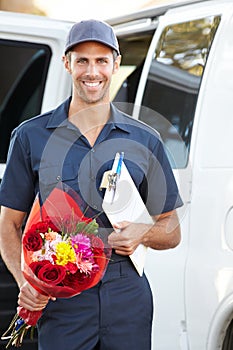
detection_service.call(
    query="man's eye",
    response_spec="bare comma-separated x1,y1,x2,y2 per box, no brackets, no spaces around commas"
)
77,58,86,64
98,58,107,64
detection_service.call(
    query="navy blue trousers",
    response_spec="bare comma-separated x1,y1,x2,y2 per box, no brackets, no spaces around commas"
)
37,258,153,350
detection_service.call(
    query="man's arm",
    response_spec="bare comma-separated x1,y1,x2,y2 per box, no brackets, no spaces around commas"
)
0,206,26,287
108,209,181,255
0,206,52,311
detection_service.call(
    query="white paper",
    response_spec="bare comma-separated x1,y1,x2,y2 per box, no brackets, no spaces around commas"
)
102,157,154,276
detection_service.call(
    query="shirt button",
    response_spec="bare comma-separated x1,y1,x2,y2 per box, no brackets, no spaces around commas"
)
56,175,61,181
91,148,95,153
93,205,97,209
90,176,95,181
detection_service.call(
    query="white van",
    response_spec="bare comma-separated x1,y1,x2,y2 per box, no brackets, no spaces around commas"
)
1,0,233,349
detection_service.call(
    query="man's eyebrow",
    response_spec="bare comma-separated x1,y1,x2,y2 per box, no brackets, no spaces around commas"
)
74,55,87,59
96,56,110,60
74,54,110,59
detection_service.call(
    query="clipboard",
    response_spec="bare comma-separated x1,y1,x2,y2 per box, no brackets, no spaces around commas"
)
102,153,154,276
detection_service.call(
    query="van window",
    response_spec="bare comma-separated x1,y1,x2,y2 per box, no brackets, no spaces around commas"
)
112,30,154,115
0,40,52,163
140,16,221,168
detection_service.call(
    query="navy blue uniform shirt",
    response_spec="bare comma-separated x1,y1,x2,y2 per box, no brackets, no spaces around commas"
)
0,97,183,226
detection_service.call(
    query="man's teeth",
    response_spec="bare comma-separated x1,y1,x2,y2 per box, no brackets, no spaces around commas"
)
84,82,100,87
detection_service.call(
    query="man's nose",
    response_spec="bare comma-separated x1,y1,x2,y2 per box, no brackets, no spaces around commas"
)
86,62,98,76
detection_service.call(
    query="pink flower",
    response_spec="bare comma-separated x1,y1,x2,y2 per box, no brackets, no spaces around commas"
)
71,234,93,260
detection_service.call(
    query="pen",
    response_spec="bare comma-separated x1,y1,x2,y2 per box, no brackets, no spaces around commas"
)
116,152,124,177
108,152,124,204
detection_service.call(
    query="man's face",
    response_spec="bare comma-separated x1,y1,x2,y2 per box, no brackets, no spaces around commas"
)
64,41,121,106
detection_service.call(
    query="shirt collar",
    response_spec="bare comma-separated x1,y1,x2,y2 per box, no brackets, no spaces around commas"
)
46,97,71,129
109,103,130,134
46,97,130,135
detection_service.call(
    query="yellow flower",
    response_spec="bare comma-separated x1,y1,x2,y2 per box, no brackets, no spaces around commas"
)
55,242,76,266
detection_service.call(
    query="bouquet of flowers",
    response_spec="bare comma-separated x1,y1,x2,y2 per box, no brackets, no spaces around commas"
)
1,184,111,348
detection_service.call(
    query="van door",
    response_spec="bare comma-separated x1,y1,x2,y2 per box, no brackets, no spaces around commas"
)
112,1,231,349
0,13,72,181
0,40,52,165
144,2,233,349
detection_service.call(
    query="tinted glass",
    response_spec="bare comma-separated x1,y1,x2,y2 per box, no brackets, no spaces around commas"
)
141,16,221,168
112,31,154,115
0,40,51,163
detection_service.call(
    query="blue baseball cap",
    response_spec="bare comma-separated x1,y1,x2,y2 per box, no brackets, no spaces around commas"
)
64,19,120,55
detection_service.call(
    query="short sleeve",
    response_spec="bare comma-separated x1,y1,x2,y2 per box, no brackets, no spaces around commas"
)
0,129,36,212
145,138,183,215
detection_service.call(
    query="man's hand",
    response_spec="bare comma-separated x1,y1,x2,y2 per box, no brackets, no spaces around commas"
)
108,210,181,255
18,281,56,312
108,221,152,255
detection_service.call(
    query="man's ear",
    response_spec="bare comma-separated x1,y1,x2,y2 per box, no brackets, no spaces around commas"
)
62,55,72,74
113,55,121,74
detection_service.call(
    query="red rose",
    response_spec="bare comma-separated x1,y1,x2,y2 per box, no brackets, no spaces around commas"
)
29,220,59,234
29,260,51,276
31,222,49,233
23,231,43,251
65,262,78,274
63,270,92,292
62,271,81,290
37,262,66,285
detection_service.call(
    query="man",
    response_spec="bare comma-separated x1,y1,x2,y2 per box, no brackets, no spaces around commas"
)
0,19,182,350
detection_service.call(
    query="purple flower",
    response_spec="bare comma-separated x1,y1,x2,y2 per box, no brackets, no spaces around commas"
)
71,234,93,260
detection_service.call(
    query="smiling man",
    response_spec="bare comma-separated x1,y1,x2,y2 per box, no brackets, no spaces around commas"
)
64,42,118,104
0,19,183,350
63,37,121,146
